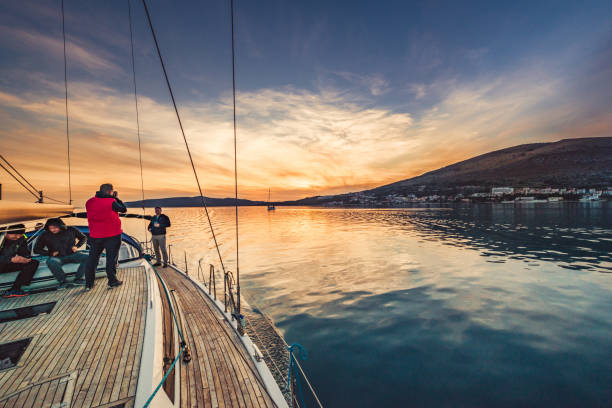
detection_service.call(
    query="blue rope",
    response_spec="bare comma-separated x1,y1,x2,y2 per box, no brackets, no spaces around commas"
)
143,345,186,407
286,343,308,408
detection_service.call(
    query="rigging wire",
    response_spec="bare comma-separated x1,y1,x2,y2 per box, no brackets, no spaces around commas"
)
126,0,149,251
140,0,228,275
0,154,70,204
42,195,71,205
0,161,40,201
230,0,241,319
0,155,39,197
61,0,72,204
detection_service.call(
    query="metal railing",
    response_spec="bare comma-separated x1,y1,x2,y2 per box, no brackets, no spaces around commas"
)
197,260,217,300
167,244,174,265
162,247,323,407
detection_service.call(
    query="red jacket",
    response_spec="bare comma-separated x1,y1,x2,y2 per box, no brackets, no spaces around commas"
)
86,192,126,238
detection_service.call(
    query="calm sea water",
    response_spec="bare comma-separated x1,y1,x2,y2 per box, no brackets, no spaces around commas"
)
122,203,612,407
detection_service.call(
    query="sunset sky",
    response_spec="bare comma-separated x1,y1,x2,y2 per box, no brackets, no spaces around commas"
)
1,0,611,205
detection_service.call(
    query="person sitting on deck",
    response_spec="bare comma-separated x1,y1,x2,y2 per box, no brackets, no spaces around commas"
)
84,183,127,291
34,218,88,289
148,206,171,267
0,224,39,298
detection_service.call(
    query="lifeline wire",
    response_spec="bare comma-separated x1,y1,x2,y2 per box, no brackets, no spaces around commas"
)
61,0,72,204
140,0,228,275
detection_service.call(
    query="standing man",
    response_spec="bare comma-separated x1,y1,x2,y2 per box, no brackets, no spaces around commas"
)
148,206,171,267
0,224,39,297
84,183,127,290
34,218,88,289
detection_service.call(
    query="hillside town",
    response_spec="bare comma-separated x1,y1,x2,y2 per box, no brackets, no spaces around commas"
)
320,186,612,207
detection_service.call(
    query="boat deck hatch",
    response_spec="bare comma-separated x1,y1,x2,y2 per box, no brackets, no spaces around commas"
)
0,338,32,371
0,302,56,324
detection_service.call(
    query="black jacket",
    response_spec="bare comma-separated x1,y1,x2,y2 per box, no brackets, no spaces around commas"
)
95,191,127,213
0,236,30,266
34,219,87,257
148,214,171,235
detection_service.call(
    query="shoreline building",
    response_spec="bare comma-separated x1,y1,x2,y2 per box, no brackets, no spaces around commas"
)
491,187,514,196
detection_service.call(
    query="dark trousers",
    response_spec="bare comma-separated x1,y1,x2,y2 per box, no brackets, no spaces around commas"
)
0,260,39,290
46,252,88,284
85,234,121,287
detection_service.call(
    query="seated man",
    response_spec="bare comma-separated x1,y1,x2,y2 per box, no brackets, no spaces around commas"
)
0,224,39,297
34,218,88,288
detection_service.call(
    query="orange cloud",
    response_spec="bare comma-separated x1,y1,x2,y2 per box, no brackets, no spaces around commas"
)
2,64,610,205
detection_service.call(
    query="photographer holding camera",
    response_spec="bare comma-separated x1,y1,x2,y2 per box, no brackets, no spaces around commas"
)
84,183,127,291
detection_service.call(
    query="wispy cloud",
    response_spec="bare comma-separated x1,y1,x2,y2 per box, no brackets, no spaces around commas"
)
407,83,427,99
1,15,611,205
4,63,605,205
333,72,390,96
0,26,121,73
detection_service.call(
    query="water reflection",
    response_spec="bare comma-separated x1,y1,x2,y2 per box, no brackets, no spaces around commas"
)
111,203,611,407
365,204,612,272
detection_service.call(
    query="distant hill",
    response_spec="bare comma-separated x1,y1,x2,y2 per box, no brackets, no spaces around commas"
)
286,137,612,204
125,196,264,208
126,137,612,207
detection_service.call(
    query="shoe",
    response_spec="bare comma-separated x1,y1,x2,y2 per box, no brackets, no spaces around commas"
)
57,282,74,290
163,262,168,268
3,289,27,298
85,285,93,292
152,262,162,267
108,280,123,289
73,279,86,286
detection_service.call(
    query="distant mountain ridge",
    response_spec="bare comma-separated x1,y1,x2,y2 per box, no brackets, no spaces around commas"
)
287,137,612,204
125,196,264,208
378,137,612,190
127,137,612,207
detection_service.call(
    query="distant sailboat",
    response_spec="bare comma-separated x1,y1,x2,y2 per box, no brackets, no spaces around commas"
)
267,188,275,211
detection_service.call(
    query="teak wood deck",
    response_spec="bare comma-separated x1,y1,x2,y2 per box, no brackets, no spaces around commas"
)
156,266,277,408
0,266,147,408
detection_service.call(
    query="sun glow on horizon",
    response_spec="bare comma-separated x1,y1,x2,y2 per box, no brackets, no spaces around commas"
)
1,1,611,205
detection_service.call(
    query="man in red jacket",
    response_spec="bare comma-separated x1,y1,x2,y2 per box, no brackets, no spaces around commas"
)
84,183,127,290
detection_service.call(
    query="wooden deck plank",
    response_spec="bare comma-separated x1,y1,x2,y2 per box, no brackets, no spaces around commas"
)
4,284,116,393
0,293,91,393
76,270,137,407
156,266,278,408
36,287,115,384
124,268,146,397
95,271,141,405
127,268,148,396
181,277,266,408
92,270,139,406
0,266,148,408
188,299,245,408
109,269,141,402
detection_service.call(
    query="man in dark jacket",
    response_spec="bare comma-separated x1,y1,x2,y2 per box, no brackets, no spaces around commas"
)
0,224,39,297
84,183,127,290
148,206,171,267
34,218,88,289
